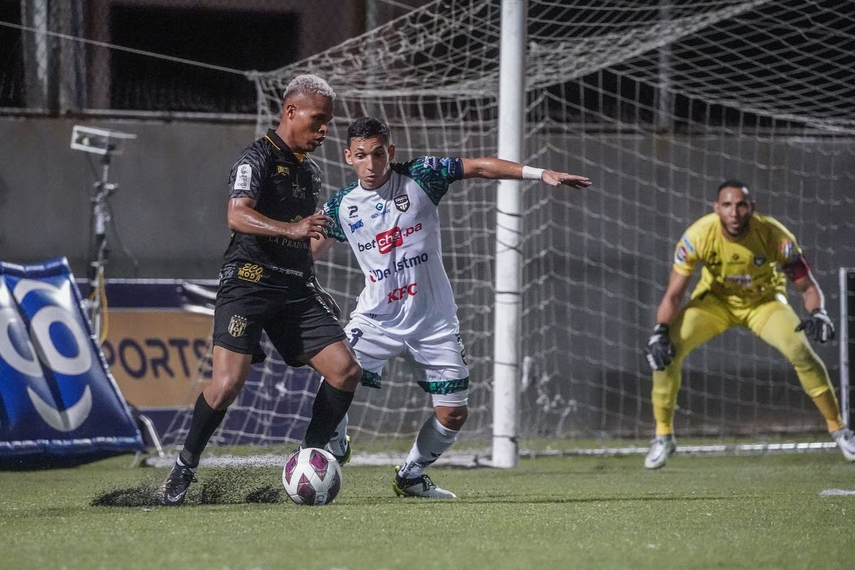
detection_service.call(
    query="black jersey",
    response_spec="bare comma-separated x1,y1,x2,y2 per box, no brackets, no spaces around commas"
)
220,129,322,289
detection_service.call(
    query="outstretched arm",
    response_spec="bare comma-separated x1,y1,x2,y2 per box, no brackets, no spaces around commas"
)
460,158,591,188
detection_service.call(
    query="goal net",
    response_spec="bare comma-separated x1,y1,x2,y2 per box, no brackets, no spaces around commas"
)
165,0,855,454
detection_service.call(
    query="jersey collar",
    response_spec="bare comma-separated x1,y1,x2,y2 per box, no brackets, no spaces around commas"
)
265,129,306,163
359,171,394,193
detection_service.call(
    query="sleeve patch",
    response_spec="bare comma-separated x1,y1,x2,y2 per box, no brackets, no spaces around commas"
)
233,164,252,191
780,239,800,264
321,184,357,243
783,256,810,281
674,233,696,265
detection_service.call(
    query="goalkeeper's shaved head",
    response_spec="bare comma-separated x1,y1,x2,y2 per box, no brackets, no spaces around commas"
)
717,180,751,200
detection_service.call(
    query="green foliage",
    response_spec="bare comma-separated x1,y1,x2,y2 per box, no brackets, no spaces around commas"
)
1,453,853,569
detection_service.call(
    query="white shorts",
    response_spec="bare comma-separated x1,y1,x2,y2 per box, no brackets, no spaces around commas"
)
345,315,469,408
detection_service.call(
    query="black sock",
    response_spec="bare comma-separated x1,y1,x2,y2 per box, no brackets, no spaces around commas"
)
303,382,354,448
179,393,227,468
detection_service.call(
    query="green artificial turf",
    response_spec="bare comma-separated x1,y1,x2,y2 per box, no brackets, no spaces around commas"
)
1,452,853,569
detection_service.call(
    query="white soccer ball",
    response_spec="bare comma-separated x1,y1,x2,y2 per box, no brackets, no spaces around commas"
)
282,447,343,506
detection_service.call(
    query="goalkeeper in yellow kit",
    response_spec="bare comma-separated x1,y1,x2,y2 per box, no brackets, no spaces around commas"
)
643,180,854,469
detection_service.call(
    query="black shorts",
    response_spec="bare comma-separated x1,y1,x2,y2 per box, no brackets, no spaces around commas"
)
212,279,346,367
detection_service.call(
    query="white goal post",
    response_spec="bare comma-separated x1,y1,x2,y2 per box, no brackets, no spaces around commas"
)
840,268,854,430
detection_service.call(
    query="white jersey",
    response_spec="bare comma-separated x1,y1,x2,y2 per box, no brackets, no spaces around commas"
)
322,157,464,336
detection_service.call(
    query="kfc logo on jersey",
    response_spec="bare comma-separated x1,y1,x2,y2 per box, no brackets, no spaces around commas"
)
388,283,418,304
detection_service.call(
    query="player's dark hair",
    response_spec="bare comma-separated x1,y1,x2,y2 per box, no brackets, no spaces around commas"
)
717,179,750,199
347,117,390,147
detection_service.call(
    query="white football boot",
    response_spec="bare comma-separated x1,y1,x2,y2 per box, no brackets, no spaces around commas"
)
831,428,855,462
392,466,456,499
325,434,352,466
644,434,677,470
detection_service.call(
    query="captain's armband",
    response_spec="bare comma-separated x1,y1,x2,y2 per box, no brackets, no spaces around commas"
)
782,256,810,281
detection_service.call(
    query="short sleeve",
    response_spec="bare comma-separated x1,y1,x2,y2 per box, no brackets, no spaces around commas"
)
227,144,268,201
321,183,358,243
672,232,700,276
404,156,464,206
770,220,806,279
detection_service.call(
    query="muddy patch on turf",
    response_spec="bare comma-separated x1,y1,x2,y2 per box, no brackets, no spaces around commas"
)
91,468,284,507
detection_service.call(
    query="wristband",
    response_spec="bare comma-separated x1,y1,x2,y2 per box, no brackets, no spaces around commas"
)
522,166,545,180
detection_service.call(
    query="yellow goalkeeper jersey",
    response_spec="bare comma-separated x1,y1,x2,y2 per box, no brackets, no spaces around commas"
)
672,212,804,309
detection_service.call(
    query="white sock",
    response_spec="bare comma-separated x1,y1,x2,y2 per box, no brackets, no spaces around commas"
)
398,417,458,479
326,412,349,456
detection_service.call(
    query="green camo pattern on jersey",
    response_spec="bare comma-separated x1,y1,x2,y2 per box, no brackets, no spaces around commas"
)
398,156,463,206
322,156,462,241
322,180,359,242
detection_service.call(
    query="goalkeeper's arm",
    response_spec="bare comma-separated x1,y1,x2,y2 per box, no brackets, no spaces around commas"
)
655,270,691,327
645,270,691,371
460,158,591,189
792,272,835,343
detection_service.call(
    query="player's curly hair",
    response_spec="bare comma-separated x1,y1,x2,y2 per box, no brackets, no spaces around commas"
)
283,74,336,102
347,117,390,146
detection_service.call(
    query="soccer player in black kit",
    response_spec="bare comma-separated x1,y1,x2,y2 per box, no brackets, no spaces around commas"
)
158,75,362,506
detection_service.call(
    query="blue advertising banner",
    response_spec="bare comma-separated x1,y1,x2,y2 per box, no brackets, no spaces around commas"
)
0,258,144,468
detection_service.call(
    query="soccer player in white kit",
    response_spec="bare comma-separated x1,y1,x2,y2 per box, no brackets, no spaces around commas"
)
313,117,591,498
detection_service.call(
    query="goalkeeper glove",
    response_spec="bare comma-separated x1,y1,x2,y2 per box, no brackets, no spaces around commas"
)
308,275,342,320
645,323,675,371
796,308,835,343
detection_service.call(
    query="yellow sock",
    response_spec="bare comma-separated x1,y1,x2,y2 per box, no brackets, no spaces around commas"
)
811,389,844,432
653,405,674,437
